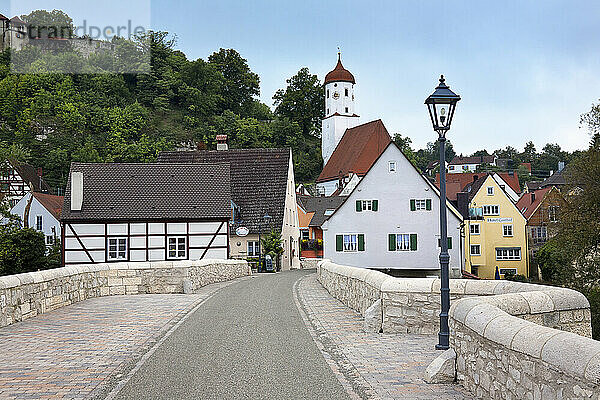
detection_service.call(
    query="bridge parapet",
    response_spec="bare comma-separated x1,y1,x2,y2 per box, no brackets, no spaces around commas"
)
0,260,250,328
317,261,599,399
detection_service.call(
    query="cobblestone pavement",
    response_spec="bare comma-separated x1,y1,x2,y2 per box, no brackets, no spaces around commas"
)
294,273,474,400
0,278,243,400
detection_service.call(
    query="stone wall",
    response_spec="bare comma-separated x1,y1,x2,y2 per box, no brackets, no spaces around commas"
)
300,258,321,270
450,298,600,399
317,261,599,399
0,259,250,328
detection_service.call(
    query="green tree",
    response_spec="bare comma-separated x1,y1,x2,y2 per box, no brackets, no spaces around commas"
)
0,227,48,276
208,48,260,116
393,133,417,165
21,9,75,38
273,67,324,137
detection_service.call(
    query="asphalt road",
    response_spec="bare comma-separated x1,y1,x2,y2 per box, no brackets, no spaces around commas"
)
114,270,349,400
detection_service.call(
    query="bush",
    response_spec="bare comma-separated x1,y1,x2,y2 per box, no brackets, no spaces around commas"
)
587,288,600,340
503,271,528,283
0,227,48,275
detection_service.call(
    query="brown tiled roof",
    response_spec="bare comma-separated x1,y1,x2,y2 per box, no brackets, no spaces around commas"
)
297,195,345,227
158,148,291,234
516,186,553,219
61,163,231,221
33,192,64,220
324,56,355,84
13,162,51,193
541,169,567,187
449,155,495,165
435,172,520,201
317,119,392,183
462,174,488,203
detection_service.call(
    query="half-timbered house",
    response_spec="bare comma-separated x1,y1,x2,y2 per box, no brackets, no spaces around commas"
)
61,163,231,265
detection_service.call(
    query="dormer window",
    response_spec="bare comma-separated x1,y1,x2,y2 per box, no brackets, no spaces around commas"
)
487,187,494,195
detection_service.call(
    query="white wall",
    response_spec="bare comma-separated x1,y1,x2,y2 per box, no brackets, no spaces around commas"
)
322,80,360,165
323,144,463,274
280,150,301,270
64,221,228,264
10,193,61,245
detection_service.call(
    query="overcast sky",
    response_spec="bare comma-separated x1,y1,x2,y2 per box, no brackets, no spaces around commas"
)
7,0,600,154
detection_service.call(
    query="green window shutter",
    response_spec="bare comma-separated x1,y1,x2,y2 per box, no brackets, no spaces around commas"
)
410,199,416,211
372,200,378,211
358,234,365,251
448,237,453,250
388,234,396,251
426,199,432,211
336,235,343,251
410,234,418,251
356,200,362,212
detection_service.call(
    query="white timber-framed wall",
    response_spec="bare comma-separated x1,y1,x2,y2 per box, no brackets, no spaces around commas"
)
280,149,301,270
10,192,60,247
322,143,464,276
62,220,229,265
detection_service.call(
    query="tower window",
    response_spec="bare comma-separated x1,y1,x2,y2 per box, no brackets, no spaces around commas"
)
345,107,348,113
334,83,337,87
327,108,329,114
327,89,329,98
345,88,348,96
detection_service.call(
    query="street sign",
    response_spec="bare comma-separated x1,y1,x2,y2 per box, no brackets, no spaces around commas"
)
235,226,249,237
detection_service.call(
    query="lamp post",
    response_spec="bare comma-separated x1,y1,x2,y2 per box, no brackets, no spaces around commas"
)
425,75,461,350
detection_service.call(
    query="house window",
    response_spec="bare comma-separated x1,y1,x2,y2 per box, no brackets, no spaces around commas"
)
301,230,309,240
324,209,335,216
532,226,547,244
345,107,349,113
449,166,455,170
483,205,499,215
470,224,480,235
247,240,260,257
389,161,396,172
462,165,469,171
35,215,43,231
168,237,186,259
389,233,417,251
503,224,513,237
356,200,378,212
343,234,358,252
471,244,481,255
46,235,55,245
548,206,559,222
327,108,329,114
327,89,329,98
108,238,127,260
487,187,494,195
496,248,521,260
410,199,432,211
362,200,372,211
471,266,479,276
345,88,349,96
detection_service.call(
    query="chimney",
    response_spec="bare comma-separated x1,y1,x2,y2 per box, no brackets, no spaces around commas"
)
558,161,565,172
456,192,469,219
216,134,228,151
71,172,83,211
531,192,535,203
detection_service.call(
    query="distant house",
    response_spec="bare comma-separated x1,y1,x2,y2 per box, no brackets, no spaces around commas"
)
61,163,231,265
296,195,344,259
524,181,543,193
322,142,463,276
1,161,51,207
316,119,392,196
447,155,496,174
458,174,528,279
424,160,447,177
158,147,300,270
540,168,567,190
10,192,63,248
435,171,521,203
516,186,566,278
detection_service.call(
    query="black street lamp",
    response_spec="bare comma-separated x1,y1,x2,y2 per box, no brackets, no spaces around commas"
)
425,75,461,350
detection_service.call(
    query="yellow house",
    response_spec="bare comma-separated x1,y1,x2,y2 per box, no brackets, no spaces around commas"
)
462,174,528,279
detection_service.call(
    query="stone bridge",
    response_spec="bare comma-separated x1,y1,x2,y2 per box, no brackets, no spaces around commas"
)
0,260,598,399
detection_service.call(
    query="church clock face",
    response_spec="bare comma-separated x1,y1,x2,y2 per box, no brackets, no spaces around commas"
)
333,92,340,99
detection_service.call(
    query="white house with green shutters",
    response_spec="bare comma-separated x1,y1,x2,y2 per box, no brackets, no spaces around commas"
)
322,142,464,277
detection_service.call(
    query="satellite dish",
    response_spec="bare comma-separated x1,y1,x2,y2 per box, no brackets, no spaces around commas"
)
236,226,249,237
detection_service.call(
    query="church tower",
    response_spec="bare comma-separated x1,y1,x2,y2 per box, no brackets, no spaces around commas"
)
321,53,359,165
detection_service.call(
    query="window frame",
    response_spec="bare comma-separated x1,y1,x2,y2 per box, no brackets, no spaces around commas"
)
487,186,494,195
415,199,427,211
343,234,358,252
107,237,128,261
499,268,518,276
247,240,260,257
548,206,559,222
470,223,480,235
495,247,521,261
35,215,43,231
395,234,411,251
483,205,499,216
502,224,513,237
470,244,481,255
167,236,187,260
388,161,396,172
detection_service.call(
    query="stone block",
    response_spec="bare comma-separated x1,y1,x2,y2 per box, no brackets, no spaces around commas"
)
183,279,193,294
109,286,126,296
464,280,498,295
107,278,123,286
519,291,555,314
122,277,142,286
486,293,530,316
544,288,589,311
541,331,600,378
363,299,382,333
450,297,484,325
464,303,505,335
483,315,530,347
424,348,456,384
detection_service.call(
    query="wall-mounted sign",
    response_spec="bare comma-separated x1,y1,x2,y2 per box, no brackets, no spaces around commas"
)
487,217,513,223
235,226,249,237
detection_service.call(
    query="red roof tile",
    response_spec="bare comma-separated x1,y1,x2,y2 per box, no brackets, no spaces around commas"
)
324,56,355,84
515,186,553,219
316,119,392,183
435,172,521,201
33,192,64,220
